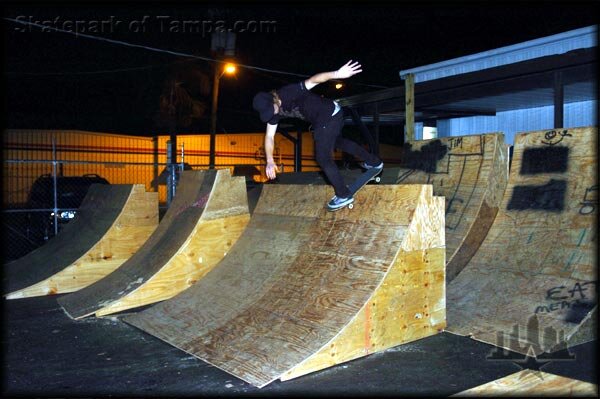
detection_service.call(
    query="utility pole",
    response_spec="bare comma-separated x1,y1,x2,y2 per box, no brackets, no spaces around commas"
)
209,62,220,169
209,32,236,169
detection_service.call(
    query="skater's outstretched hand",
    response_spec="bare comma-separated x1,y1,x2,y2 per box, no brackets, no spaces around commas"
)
334,60,362,79
304,60,362,90
266,161,280,180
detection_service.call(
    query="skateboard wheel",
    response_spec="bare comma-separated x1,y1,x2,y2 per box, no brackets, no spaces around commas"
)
374,176,381,183
348,203,354,209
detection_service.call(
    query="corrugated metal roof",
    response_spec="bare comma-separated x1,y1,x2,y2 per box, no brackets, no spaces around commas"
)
338,26,597,145
399,25,597,83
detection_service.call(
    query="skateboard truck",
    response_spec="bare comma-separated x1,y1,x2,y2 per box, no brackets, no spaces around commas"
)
328,168,383,211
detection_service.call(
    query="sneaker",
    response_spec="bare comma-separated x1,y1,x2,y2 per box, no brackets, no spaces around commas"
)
360,161,384,170
327,195,354,210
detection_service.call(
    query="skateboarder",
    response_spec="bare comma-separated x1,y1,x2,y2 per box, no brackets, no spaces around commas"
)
252,60,383,211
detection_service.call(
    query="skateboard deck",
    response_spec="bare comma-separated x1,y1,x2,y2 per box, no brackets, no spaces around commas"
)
328,167,382,211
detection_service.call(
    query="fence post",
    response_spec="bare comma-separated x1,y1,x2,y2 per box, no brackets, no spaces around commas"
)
152,136,159,193
51,136,58,237
180,142,185,172
166,140,176,207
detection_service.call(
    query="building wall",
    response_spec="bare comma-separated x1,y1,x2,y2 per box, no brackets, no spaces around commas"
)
436,100,597,144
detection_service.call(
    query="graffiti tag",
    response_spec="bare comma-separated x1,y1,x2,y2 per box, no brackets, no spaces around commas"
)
579,185,598,215
534,281,597,321
541,129,572,146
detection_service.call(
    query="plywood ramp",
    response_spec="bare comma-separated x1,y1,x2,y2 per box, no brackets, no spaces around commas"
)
396,134,508,281
277,133,508,281
447,127,597,355
453,370,597,397
4,184,158,298
124,183,445,388
58,169,250,319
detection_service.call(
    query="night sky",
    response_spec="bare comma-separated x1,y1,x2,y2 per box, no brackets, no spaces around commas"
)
3,2,598,135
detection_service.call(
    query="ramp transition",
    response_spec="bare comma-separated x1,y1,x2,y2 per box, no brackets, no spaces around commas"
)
447,127,597,355
277,133,508,281
453,370,597,397
124,183,445,388
58,169,250,318
4,184,158,298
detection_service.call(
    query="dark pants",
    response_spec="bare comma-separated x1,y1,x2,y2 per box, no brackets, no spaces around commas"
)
313,111,380,198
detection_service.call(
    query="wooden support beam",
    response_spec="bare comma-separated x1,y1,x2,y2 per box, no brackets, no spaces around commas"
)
554,70,564,128
404,73,415,141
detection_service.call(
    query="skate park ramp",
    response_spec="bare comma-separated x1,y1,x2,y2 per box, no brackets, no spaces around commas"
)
4,184,158,299
124,183,446,388
277,133,509,281
454,370,598,397
58,169,250,319
446,126,597,355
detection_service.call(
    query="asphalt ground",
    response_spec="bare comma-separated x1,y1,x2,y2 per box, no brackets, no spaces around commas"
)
2,295,596,397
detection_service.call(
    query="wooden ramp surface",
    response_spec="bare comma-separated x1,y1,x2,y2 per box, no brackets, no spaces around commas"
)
278,133,508,281
124,183,445,388
58,169,250,319
4,184,157,298
447,127,597,355
453,370,597,397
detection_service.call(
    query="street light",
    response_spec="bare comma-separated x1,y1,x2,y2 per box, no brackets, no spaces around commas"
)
224,63,236,75
209,62,236,169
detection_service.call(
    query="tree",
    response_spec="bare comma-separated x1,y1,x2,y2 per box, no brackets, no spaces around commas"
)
155,61,211,130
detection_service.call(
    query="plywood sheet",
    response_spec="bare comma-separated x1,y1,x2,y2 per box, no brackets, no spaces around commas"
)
277,133,508,281
124,183,445,388
447,127,597,355
4,184,158,298
58,169,249,318
453,370,597,397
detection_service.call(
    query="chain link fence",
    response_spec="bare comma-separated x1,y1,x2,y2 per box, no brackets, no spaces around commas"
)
3,132,158,261
2,130,282,262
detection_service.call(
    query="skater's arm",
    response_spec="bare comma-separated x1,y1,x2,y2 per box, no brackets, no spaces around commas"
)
304,60,362,90
264,123,280,180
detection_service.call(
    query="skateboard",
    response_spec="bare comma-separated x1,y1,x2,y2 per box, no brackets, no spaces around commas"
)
328,167,382,211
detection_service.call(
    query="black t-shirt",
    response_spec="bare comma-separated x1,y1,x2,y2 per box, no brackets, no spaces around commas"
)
268,81,335,126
